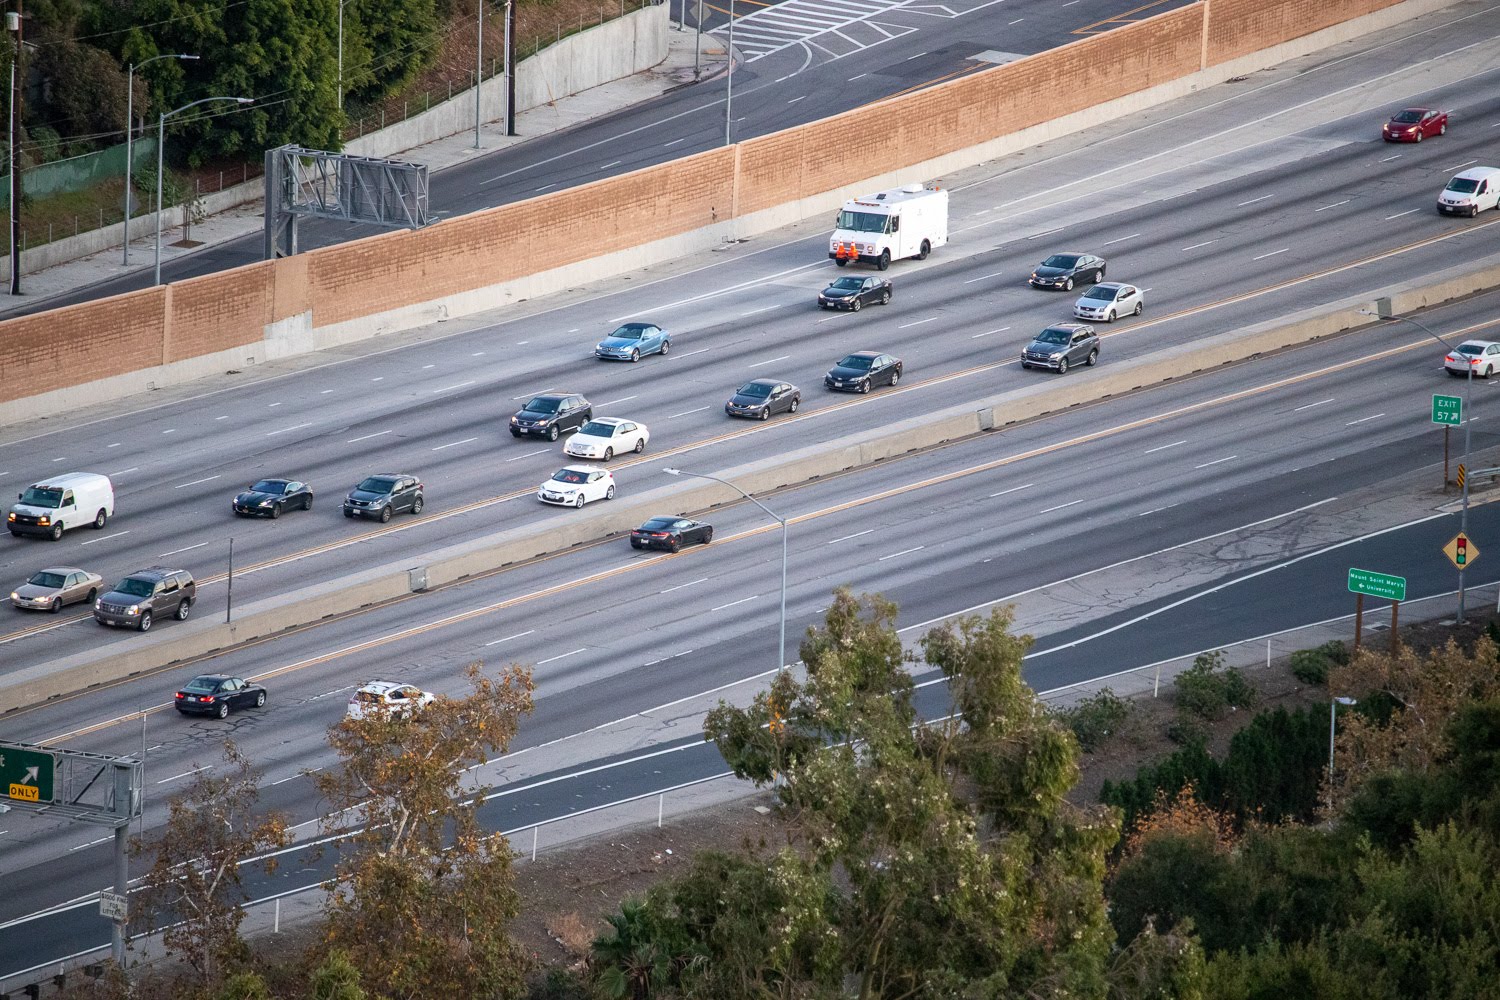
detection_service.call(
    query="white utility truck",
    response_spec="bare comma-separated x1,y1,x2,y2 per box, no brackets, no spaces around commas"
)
829,183,948,271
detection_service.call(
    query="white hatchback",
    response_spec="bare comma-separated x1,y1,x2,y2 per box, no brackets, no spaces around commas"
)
564,417,650,461
1073,282,1143,323
538,465,616,507
347,681,435,720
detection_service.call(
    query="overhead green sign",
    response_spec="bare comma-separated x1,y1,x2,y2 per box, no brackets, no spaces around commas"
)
0,743,56,803
1433,394,1463,426
1348,568,1407,602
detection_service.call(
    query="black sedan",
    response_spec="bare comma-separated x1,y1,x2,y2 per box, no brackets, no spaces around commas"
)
726,379,800,420
825,351,903,393
1029,252,1106,290
175,674,267,718
818,275,892,311
631,516,714,552
232,478,313,518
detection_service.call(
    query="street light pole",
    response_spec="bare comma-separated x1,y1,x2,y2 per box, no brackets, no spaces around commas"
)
663,468,788,672
123,53,196,266
7,2,22,296
474,0,483,148
1366,310,1474,621
723,0,734,147
1327,696,1357,818
337,0,345,111
155,95,253,286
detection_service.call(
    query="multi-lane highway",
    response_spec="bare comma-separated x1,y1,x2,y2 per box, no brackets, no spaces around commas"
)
4,1,1500,978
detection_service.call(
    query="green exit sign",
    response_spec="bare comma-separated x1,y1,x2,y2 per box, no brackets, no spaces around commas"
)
1433,394,1463,426
1348,568,1407,602
0,743,56,803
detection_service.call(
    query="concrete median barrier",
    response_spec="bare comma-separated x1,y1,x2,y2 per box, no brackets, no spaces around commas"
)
3,255,1497,714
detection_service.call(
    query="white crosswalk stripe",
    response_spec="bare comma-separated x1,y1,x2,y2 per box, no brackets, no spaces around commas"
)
713,0,917,62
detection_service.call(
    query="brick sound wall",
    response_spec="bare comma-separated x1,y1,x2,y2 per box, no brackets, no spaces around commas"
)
1206,0,1403,65
0,0,1412,408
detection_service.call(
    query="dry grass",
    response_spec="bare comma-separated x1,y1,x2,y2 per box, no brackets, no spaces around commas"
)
546,910,601,959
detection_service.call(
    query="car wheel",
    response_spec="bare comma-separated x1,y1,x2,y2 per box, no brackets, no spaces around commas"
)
917,239,931,260
49,598,61,614
175,599,191,621
270,502,282,519
630,349,640,363
669,539,680,553
631,539,643,549
1057,357,1069,375
1106,310,1116,322
1414,130,1422,142
890,368,902,386
789,396,800,413
605,485,615,500
86,588,97,603
633,438,645,454
759,409,770,421
49,523,63,541
216,701,229,719
835,258,848,267
574,494,586,508
1134,301,1143,316
1086,349,1099,367
881,289,891,305
9,530,18,537
138,611,153,632
412,495,424,514
703,527,713,544
304,495,313,511
93,509,108,529
660,340,670,356
380,505,393,523
547,425,560,442
1439,122,1447,135
344,508,355,517
851,297,862,312
1063,278,1074,291
859,380,871,394
510,428,522,438
877,250,891,271
255,691,266,708
1097,266,1106,281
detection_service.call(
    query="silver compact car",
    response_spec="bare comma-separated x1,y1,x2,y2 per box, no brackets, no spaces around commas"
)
1073,282,1143,323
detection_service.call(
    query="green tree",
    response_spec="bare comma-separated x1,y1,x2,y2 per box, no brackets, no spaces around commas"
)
314,661,534,999
130,742,291,984
309,949,366,1000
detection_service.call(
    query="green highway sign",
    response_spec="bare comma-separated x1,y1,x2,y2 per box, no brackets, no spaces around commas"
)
0,743,56,804
1348,568,1407,602
1433,394,1463,426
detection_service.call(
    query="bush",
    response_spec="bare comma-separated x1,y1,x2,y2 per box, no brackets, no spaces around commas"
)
1174,652,1256,721
1057,688,1132,752
1289,641,1349,686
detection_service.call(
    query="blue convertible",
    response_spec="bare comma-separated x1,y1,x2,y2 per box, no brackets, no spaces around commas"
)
595,322,671,362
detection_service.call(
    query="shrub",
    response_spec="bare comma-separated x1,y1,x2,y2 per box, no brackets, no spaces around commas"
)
1174,651,1256,721
1057,688,1132,752
1289,641,1349,686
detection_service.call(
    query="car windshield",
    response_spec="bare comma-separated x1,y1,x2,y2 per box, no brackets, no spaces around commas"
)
1041,254,1080,268
1447,178,1480,194
1458,343,1486,357
552,469,588,484
355,690,385,703
525,396,561,413
115,578,155,598
640,517,676,531
182,677,222,693
837,355,874,370
1392,110,1423,123
356,476,397,493
836,209,890,234
18,487,63,507
738,382,773,398
251,479,288,493
608,325,648,340
578,421,614,437
1081,287,1114,300
828,277,864,291
28,571,66,588
1035,328,1071,345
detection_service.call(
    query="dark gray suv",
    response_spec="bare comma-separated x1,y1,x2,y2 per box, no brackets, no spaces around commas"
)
1020,323,1099,374
94,567,196,632
344,474,424,522
510,393,592,440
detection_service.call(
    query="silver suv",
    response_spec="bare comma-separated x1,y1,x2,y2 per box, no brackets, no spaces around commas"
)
1020,323,1099,374
94,567,196,632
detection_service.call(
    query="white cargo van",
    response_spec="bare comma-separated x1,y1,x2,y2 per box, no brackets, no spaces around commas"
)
8,473,115,540
1437,166,1500,217
829,184,948,271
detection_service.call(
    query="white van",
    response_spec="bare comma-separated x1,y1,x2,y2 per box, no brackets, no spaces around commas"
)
1437,167,1500,217
8,473,115,540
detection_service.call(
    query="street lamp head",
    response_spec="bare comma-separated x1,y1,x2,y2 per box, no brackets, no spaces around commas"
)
1333,696,1358,706
662,468,681,476
178,54,200,61
233,97,255,105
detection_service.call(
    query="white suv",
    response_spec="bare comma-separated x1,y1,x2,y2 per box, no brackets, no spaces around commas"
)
347,681,435,720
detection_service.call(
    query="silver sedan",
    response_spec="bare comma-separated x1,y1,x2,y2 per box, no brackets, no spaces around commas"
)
11,566,104,612
1073,282,1144,323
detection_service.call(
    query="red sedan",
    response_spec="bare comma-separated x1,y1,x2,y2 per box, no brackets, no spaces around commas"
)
1383,107,1447,142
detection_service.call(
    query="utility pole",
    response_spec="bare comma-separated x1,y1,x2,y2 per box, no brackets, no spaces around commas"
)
724,0,734,147
7,0,23,296
505,0,517,136
474,0,483,148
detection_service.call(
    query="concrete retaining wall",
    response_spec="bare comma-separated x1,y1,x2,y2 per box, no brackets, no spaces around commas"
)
8,252,1499,715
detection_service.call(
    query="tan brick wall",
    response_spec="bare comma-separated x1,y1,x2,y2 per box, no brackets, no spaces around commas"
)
0,288,165,405
1206,0,1401,65
165,262,277,364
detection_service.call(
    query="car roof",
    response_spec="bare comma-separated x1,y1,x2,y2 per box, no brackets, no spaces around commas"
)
358,680,412,695
125,567,185,581
189,674,233,682
27,472,111,489
1454,167,1500,180
586,416,627,426
1458,340,1500,348
37,566,89,575
527,391,573,401
557,464,602,474
1040,322,1092,334
843,351,882,360
743,378,780,387
1091,282,1126,291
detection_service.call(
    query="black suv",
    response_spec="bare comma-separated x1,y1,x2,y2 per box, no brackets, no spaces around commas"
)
1020,323,1099,374
344,474,424,522
94,567,196,632
510,393,592,440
